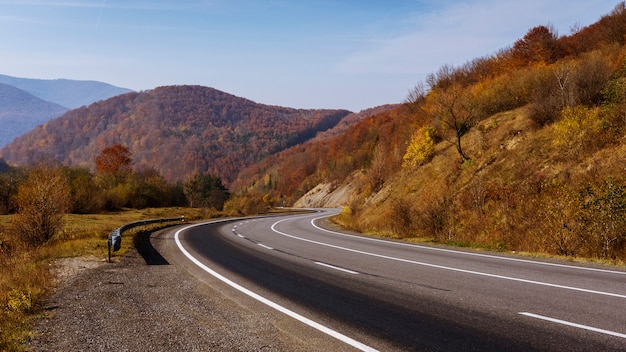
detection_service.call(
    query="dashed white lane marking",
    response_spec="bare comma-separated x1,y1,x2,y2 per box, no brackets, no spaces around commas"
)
270,217,626,299
314,261,359,275
232,224,357,274
175,222,379,352
520,312,626,339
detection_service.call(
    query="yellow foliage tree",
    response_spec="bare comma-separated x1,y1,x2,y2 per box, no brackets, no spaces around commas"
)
403,126,437,168
552,105,603,155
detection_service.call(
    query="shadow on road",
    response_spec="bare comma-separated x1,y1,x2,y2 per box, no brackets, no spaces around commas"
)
134,230,169,265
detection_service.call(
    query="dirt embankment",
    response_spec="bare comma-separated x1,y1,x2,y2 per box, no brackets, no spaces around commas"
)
293,181,354,208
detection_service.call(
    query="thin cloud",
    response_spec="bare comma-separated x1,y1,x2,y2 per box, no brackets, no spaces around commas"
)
0,0,195,11
0,14,48,24
0,1,100,8
335,0,617,77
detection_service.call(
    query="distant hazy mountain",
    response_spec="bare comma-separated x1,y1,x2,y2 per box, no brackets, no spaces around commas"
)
0,85,351,183
0,74,132,109
0,83,68,147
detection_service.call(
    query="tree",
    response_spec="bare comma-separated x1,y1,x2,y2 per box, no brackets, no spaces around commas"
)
183,173,230,210
64,166,105,214
0,158,8,173
129,167,185,209
425,83,482,163
12,164,70,246
403,126,437,168
578,179,626,258
0,166,25,214
512,25,560,66
95,144,132,175
530,52,613,126
600,2,626,45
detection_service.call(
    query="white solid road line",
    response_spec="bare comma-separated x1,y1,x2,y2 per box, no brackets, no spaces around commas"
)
174,222,379,352
519,312,626,339
309,215,626,276
269,216,626,299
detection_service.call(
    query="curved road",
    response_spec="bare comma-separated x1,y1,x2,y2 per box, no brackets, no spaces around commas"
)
171,209,626,351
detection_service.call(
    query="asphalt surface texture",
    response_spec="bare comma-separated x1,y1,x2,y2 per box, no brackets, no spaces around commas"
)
28,226,346,352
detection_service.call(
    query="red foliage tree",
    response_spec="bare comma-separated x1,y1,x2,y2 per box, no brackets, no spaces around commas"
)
95,144,132,174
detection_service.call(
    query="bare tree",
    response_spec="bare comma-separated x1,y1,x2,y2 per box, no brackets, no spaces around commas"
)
427,83,482,163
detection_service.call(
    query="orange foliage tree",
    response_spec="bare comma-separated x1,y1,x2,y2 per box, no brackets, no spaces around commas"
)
511,25,560,67
95,144,132,175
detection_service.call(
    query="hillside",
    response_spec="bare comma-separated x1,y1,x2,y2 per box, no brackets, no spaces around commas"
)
0,83,68,147
231,106,408,198
234,3,626,262
0,74,132,109
0,85,350,184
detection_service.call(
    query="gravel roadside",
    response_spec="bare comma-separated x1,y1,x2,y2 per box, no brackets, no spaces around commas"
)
27,227,329,352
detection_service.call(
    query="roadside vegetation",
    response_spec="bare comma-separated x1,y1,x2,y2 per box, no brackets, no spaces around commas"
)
4,3,626,351
344,6,626,264
0,207,212,351
0,145,231,351
236,3,626,265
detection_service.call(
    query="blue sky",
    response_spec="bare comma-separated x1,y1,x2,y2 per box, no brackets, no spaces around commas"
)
0,0,620,111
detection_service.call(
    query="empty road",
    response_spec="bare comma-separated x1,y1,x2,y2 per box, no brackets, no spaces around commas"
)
172,209,626,351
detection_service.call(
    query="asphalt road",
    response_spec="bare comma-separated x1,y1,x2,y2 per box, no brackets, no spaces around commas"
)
172,209,626,351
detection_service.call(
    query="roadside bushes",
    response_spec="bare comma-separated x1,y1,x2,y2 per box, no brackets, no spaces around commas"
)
12,164,71,246
528,49,615,126
454,176,626,259
577,179,626,258
551,106,604,158
0,162,189,216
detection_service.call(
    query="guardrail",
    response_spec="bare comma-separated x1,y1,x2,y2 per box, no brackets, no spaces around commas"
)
107,216,185,262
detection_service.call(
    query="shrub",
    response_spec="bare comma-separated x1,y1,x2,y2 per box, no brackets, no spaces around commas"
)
552,105,603,156
390,198,416,238
12,165,71,246
402,126,437,168
528,65,564,125
6,289,32,313
577,178,626,259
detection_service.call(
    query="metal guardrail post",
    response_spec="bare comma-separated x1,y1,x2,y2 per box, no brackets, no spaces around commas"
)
107,216,185,263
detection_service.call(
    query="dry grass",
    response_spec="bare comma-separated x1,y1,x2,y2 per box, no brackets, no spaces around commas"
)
347,106,626,266
0,207,209,351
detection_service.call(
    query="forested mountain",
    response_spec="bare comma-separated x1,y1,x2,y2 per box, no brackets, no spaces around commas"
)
0,83,68,147
233,3,626,261
0,74,131,109
230,105,404,196
3,3,626,264
0,85,350,184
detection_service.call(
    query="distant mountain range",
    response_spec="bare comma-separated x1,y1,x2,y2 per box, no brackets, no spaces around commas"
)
0,85,351,183
0,74,131,147
0,83,68,148
0,74,132,109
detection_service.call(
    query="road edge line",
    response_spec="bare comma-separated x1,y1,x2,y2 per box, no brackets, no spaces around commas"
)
174,221,379,352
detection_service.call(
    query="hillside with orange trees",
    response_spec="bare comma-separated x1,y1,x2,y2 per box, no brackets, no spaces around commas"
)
232,3,626,262
0,85,350,184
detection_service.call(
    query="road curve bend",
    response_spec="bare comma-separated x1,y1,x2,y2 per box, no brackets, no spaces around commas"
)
173,209,626,351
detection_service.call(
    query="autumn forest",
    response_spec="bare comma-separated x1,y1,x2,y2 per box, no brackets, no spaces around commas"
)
3,3,626,263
